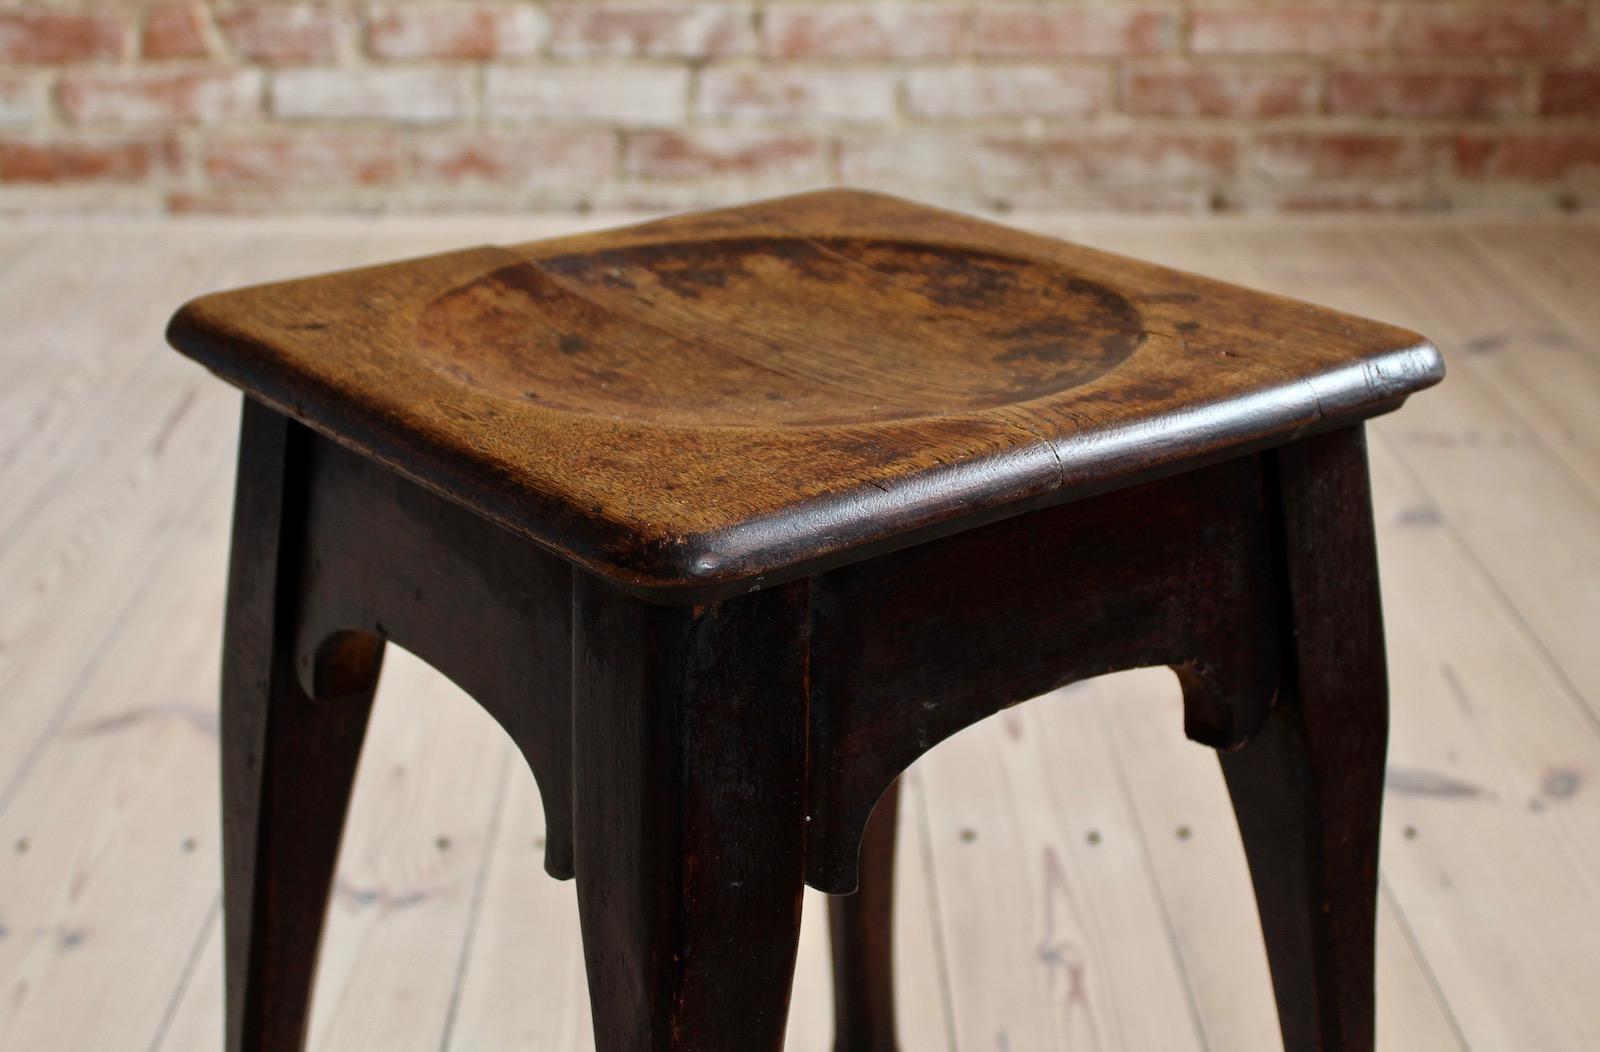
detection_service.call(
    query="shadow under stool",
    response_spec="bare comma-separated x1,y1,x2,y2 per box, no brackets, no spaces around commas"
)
167,189,1444,1052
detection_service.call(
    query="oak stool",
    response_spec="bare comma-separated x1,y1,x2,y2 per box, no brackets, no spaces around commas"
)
168,190,1443,1052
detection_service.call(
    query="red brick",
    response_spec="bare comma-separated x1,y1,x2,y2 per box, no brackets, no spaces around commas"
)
367,4,544,61
838,133,1037,186
975,8,1173,58
697,68,896,124
486,66,689,125
1044,134,1237,183
1456,134,1600,181
1541,70,1600,118
1396,9,1588,58
625,129,825,180
1190,8,1386,55
0,137,176,183
549,3,753,59
412,130,616,184
60,69,261,126
273,69,472,124
1253,133,1427,181
142,5,213,60
1123,67,1316,118
0,72,43,128
0,10,126,62
217,5,348,64
1329,70,1522,119
765,4,965,59
906,67,1105,120
205,132,400,186
1451,134,1496,179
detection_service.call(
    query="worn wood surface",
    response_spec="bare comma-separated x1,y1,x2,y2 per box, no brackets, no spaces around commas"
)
1222,427,1389,1051
1098,221,1600,1049
166,191,1440,597
0,216,1595,1050
291,420,575,879
210,405,1360,1049
805,454,1282,892
829,778,900,1052
180,191,1427,1049
572,573,812,1049
219,399,385,1052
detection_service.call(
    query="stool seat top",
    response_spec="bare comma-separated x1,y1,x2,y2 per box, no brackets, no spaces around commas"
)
169,189,1441,598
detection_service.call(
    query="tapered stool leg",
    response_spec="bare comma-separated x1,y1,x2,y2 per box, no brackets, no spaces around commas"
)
1222,426,1387,1052
572,573,811,1051
830,779,900,1052
221,400,384,1052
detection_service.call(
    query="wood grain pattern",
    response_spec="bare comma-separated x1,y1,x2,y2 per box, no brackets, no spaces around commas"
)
1072,219,1600,1051
221,399,384,1052
290,425,575,879
829,779,900,1052
0,227,468,1050
169,194,1442,1049
917,685,1211,1050
210,407,1350,1050
13,217,1594,1052
805,454,1281,892
571,573,812,1049
167,190,1442,597
1173,226,1600,1049
1221,426,1388,1052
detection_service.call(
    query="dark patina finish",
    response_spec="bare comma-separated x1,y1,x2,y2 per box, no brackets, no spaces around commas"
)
170,189,1442,1051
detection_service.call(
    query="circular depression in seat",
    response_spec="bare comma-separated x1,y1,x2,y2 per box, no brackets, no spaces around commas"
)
417,236,1147,427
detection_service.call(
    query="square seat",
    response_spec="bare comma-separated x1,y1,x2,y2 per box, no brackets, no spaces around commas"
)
168,189,1442,597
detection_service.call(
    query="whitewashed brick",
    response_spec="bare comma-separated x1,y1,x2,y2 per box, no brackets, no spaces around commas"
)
697,68,896,123
273,68,472,124
60,69,262,126
486,66,689,125
906,67,1105,120
0,73,46,127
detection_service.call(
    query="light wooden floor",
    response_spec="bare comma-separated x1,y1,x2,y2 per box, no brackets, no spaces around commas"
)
2,212,1598,1051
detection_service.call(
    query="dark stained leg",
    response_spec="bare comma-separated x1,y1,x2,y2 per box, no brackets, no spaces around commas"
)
1220,426,1387,1052
572,572,812,1052
221,399,384,1052
829,779,900,1052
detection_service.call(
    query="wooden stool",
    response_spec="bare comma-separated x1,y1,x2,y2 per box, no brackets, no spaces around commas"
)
168,190,1443,1052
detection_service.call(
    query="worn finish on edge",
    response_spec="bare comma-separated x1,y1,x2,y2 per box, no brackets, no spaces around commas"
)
167,189,1443,596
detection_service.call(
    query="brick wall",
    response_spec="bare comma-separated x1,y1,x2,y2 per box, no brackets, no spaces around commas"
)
2,2,1597,215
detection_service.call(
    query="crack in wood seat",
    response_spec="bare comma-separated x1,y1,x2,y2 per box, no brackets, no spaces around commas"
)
168,189,1442,599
